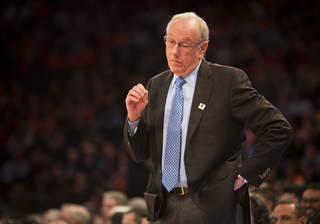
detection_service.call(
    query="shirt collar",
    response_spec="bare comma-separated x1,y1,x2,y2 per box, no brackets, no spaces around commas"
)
171,60,202,89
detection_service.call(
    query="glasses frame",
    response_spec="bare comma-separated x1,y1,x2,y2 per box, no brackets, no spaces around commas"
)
164,35,204,51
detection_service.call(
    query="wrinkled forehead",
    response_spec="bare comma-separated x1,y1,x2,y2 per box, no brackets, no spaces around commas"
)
167,18,200,41
168,17,199,31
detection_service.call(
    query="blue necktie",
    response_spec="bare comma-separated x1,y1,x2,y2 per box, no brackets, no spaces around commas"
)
162,77,186,192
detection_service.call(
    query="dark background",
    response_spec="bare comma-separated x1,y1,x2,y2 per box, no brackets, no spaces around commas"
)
0,0,319,216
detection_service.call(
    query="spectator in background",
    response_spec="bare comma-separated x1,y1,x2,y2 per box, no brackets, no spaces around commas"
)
107,206,131,224
121,208,142,224
60,203,92,224
42,209,61,224
272,200,307,224
277,184,306,204
100,191,128,223
250,184,277,220
126,197,149,224
250,195,270,224
301,182,320,224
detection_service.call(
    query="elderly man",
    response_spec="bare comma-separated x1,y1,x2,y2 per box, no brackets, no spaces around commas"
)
124,12,292,223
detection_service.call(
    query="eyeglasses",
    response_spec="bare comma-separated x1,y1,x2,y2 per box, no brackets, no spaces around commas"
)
164,36,204,52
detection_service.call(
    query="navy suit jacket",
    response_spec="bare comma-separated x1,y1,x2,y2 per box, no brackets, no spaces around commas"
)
124,59,293,223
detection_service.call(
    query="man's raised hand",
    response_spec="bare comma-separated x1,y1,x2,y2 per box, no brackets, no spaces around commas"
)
125,83,148,122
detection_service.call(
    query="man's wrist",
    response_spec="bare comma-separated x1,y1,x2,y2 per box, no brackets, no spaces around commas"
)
237,174,248,184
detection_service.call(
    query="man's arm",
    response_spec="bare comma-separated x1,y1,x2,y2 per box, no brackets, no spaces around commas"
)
230,69,293,188
124,83,150,162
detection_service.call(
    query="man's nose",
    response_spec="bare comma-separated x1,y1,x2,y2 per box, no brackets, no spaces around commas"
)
170,44,181,55
303,201,311,207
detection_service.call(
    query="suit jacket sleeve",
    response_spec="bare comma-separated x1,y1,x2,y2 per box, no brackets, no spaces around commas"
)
123,79,154,163
230,69,293,187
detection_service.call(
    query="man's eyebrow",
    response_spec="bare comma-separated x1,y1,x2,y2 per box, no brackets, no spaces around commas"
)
280,215,291,219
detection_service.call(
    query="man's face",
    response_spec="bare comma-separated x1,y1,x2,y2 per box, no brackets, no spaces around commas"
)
272,204,306,224
101,197,117,219
121,212,137,224
166,18,208,77
301,188,320,219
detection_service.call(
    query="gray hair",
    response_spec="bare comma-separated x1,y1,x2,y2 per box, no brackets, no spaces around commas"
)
61,204,92,224
102,190,128,205
166,12,209,43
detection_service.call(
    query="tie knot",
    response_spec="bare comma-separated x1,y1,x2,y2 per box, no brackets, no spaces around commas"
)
176,77,186,89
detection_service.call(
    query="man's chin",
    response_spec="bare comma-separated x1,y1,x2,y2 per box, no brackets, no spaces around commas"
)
306,209,315,219
170,69,185,76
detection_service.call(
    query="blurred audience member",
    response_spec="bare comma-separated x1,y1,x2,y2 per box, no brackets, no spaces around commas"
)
100,191,128,223
60,203,92,224
42,209,61,224
272,200,307,224
126,197,149,224
250,183,276,219
250,195,270,224
277,184,306,204
107,206,131,224
121,208,142,224
301,182,320,224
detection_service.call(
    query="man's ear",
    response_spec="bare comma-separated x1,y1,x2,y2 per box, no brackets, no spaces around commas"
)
299,216,307,224
200,41,208,55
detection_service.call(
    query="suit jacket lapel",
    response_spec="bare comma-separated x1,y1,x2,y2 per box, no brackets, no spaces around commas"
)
186,60,214,146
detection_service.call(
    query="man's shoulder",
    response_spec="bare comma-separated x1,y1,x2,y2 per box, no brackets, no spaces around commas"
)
207,61,243,74
200,60,246,82
153,69,171,79
149,69,171,84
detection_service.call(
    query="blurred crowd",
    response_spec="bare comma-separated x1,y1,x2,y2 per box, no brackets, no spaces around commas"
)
0,0,320,222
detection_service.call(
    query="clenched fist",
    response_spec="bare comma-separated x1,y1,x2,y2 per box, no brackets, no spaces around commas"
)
125,83,148,122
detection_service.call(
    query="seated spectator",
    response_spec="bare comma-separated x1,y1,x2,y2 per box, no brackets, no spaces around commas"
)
277,184,306,204
121,208,143,224
272,200,307,224
60,203,92,224
301,182,320,224
100,191,128,223
250,183,276,219
250,195,270,224
126,197,149,224
126,197,147,216
42,209,61,224
107,205,131,224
